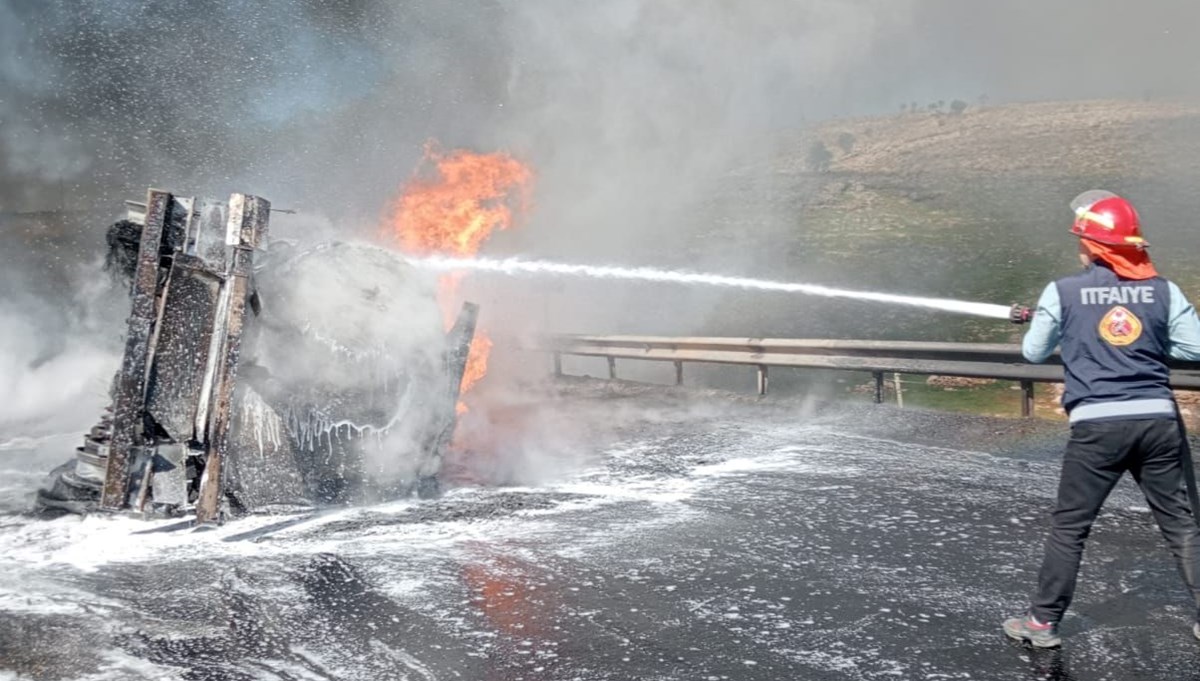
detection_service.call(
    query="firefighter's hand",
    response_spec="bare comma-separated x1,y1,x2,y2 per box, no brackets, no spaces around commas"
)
1010,304,1033,325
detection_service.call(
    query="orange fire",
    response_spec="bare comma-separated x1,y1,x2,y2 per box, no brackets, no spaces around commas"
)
384,142,533,408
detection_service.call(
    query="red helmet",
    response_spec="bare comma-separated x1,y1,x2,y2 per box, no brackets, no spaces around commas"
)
1069,190,1147,248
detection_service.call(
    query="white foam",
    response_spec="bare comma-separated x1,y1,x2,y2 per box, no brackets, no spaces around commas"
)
369,640,438,681
551,477,697,504
405,254,1013,319
0,434,73,451
692,451,860,478
0,425,987,580
0,582,122,617
0,427,858,573
83,648,185,681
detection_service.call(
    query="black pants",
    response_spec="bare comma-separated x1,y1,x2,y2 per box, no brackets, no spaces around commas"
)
1030,418,1200,624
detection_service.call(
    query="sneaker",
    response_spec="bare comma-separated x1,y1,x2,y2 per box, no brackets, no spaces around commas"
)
1003,613,1062,648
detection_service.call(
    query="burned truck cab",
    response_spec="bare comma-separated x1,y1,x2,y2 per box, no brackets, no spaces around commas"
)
38,189,475,523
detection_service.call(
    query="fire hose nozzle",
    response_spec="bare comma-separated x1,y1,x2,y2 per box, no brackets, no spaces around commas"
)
1010,304,1033,325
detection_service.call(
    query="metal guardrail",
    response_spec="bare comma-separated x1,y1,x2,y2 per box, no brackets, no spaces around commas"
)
543,336,1200,417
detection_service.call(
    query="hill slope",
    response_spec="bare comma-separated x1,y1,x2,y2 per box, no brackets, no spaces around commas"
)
662,100,1200,343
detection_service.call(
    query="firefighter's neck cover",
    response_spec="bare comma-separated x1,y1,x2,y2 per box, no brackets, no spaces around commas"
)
1082,238,1158,280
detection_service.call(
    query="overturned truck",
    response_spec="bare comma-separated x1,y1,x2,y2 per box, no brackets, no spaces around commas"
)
38,189,476,523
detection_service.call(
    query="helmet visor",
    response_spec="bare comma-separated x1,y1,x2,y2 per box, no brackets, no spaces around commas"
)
1070,189,1119,216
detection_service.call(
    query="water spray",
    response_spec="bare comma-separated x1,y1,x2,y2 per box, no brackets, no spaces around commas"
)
404,254,1028,322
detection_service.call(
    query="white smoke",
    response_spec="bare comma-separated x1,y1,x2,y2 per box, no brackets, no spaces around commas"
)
0,266,123,441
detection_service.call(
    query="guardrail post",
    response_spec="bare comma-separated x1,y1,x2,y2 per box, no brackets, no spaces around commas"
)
1021,380,1035,418
757,365,769,396
553,352,562,377
674,360,683,386
872,371,884,404
607,356,617,380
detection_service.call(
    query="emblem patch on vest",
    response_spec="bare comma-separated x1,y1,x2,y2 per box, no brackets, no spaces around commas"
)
1098,305,1143,346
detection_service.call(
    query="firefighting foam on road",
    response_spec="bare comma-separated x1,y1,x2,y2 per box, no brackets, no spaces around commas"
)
5,397,1200,680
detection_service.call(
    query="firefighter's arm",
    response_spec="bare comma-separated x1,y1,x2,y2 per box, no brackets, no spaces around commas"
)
1021,283,1061,364
1166,282,1200,361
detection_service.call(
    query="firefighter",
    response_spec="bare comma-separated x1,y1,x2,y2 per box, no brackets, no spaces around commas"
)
1004,190,1200,647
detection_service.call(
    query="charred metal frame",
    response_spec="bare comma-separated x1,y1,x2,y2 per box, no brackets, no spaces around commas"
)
100,190,270,516
194,195,269,523
45,187,477,522
428,304,478,453
101,192,170,508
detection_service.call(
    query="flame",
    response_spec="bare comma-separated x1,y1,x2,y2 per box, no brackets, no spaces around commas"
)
389,141,532,260
456,335,493,416
385,142,533,409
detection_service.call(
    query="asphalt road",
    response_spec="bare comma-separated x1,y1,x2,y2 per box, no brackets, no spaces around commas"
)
2,384,1199,680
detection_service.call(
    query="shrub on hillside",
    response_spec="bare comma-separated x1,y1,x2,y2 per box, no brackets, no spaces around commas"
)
836,132,856,155
807,141,833,173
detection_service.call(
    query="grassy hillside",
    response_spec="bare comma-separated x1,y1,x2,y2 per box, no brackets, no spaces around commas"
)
666,99,1200,344
810,100,1200,177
